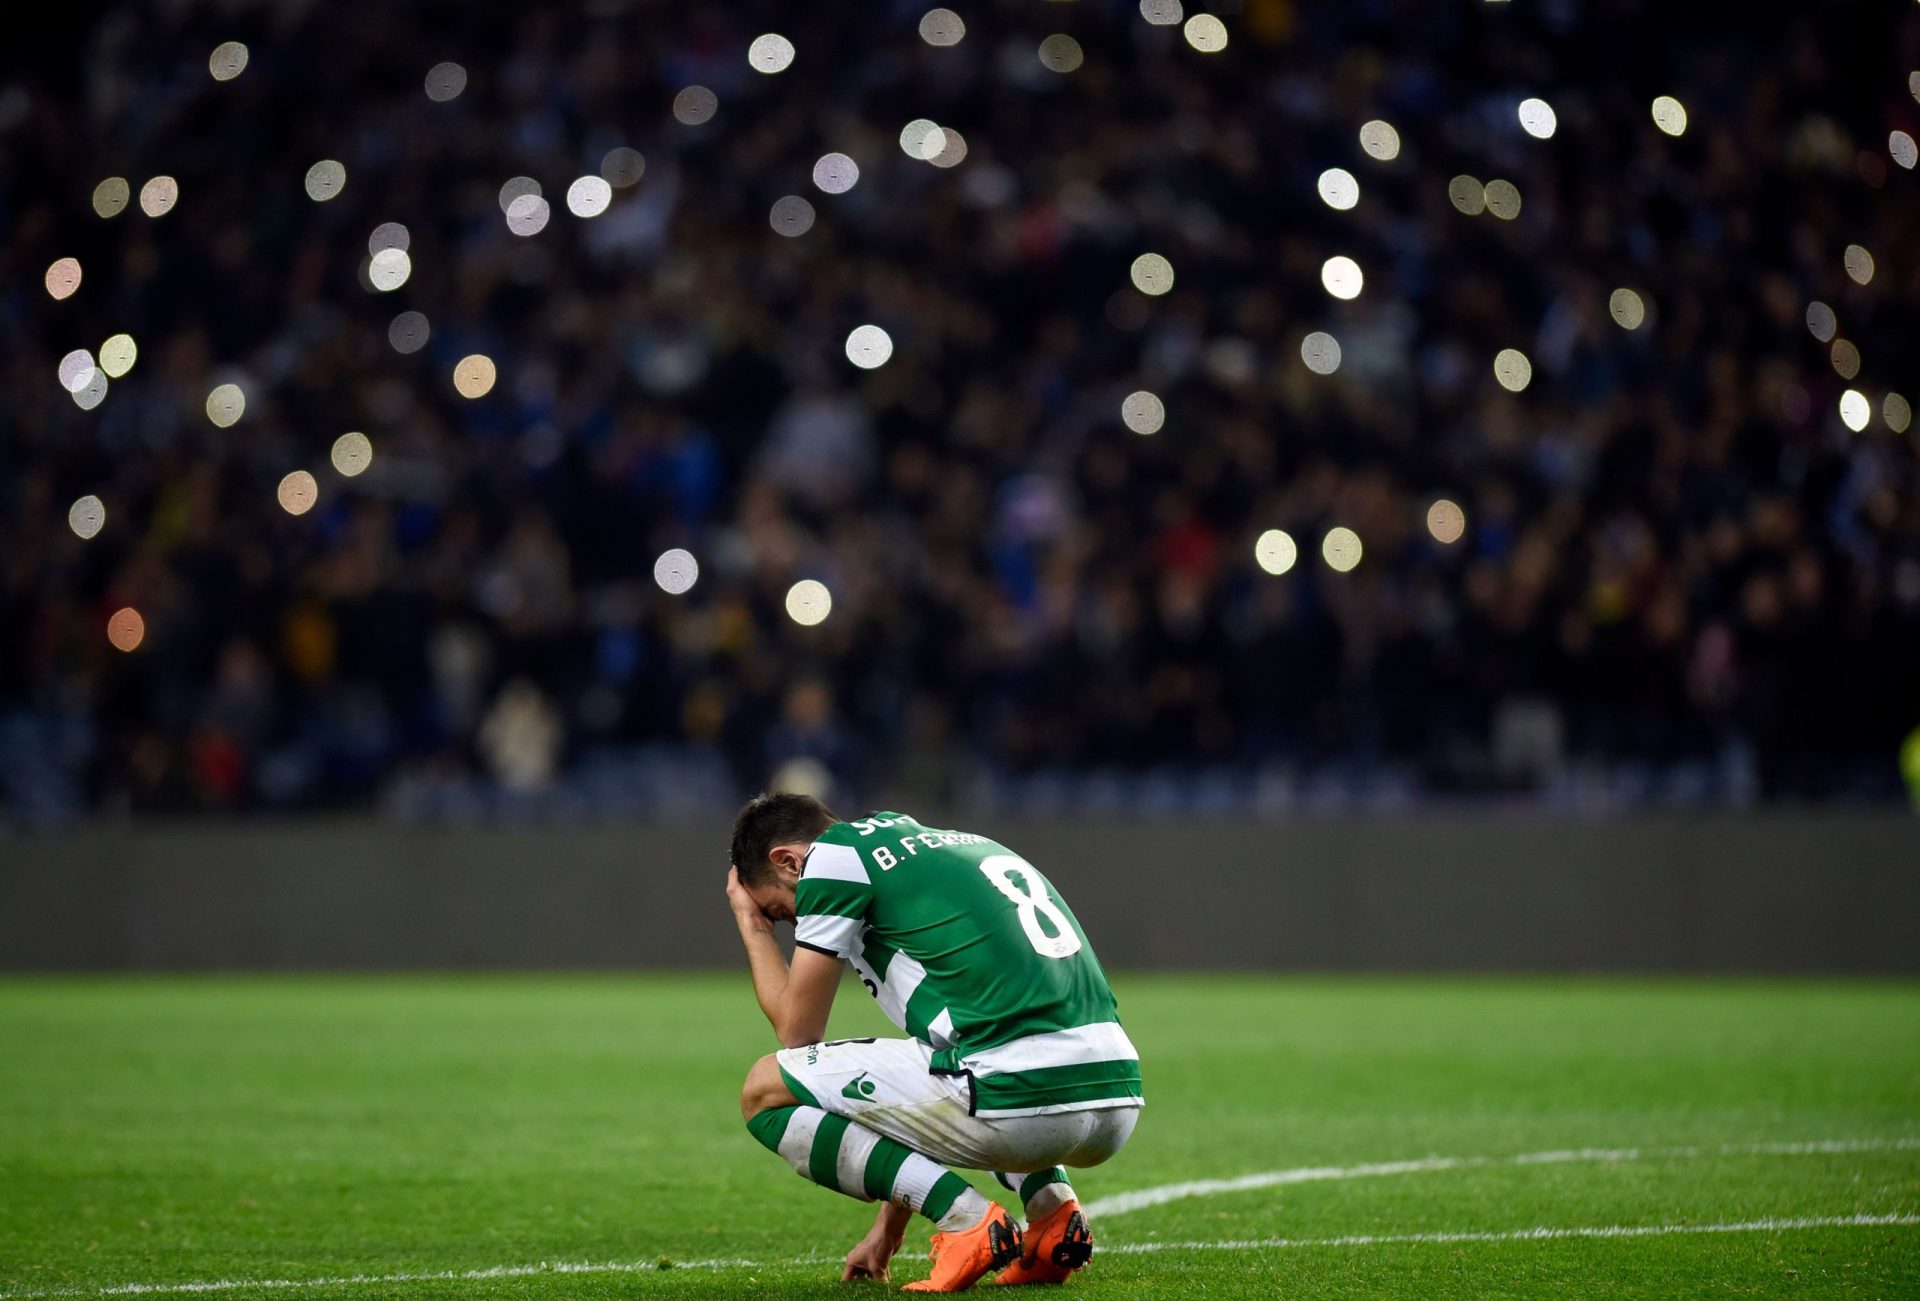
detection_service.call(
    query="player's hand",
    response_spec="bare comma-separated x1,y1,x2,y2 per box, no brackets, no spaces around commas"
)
726,867,775,936
840,1224,901,1282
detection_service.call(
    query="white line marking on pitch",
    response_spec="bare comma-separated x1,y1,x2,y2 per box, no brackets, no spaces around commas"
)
1080,1136,1920,1219
1100,1213,1920,1255
2,1215,1914,1298
2,1138,1914,1299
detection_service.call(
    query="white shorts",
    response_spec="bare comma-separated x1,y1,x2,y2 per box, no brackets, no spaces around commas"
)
776,1037,1139,1173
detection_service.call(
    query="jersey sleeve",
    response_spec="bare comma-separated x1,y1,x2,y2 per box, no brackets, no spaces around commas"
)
792,840,874,958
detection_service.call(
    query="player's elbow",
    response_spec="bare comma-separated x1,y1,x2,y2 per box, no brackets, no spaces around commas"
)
775,1020,816,1051
774,1000,828,1051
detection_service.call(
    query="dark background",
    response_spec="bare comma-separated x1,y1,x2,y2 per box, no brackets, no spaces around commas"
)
4,0,1918,825
3,2,1918,975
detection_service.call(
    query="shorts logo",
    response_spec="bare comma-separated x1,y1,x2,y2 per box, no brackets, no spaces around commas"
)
806,1045,819,1065
841,1071,877,1101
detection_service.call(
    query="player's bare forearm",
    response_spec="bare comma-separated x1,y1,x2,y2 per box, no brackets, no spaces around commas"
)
875,1200,911,1238
736,923,794,1038
724,866,837,1047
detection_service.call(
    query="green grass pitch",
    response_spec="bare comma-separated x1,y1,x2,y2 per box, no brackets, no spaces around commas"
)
1,975,1916,1298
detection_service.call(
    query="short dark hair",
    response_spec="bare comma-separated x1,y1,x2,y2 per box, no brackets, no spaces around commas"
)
730,792,839,886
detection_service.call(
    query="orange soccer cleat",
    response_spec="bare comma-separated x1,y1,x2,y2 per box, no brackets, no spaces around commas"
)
903,1202,1024,1293
994,1199,1093,1286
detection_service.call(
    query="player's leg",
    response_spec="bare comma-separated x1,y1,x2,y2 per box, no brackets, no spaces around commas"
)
771,1038,1141,1288
746,1039,1023,1291
739,1051,998,1230
994,1168,1075,1218
990,1107,1139,1287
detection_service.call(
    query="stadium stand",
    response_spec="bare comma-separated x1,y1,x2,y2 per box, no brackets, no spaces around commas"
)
2,0,1917,819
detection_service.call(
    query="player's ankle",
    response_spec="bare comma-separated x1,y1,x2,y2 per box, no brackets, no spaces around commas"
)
933,1187,994,1232
1025,1184,1074,1219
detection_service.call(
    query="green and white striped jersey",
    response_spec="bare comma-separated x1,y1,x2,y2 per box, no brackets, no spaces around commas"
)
793,811,1143,1118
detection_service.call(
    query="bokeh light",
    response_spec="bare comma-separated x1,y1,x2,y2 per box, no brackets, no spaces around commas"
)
1317,168,1359,210
1891,131,1918,170
748,34,795,74
368,248,412,291
1039,34,1084,73
1844,244,1874,285
1183,14,1228,52
1651,96,1688,136
900,119,945,160
770,195,816,236
1805,302,1837,342
602,147,645,187
1300,331,1342,375
813,153,860,194
672,85,718,125
331,433,374,478
845,324,894,369
1831,339,1861,380
1141,0,1183,25
786,579,833,626
918,8,965,46
1838,390,1870,433
1885,393,1913,434
68,496,106,541
1449,176,1486,215
71,371,108,411
206,383,246,428
928,128,969,169
1359,120,1401,161
303,160,346,202
1322,527,1364,573
1130,252,1175,296
1484,179,1522,220
425,62,467,102
1517,97,1557,139
653,549,699,595
506,194,551,236
1608,289,1647,330
498,177,540,212
454,355,497,398
1427,500,1467,544
45,257,82,300
566,176,612,218
99,333,137,378
92,177,130,218
1321,255,1364,300
1493,348,1533,392
1122,391,1166,435
1254,529,1298,576
209,41,248,81
369,222,410,254
139,176,178,217
59,349,97,393
107,608,145,653
389,311,430,354
277,471,319,516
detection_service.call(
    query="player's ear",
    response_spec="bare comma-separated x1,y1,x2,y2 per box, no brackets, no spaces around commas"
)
769,843,805,880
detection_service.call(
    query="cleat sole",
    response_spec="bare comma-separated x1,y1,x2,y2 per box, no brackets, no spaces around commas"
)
1048,1211,1093,1271
989,1216,1024,1271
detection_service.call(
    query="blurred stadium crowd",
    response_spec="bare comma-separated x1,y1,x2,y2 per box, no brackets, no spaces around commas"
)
4,0,1919,821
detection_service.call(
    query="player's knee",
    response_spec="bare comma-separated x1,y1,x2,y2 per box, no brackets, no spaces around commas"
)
739,1053,796,1123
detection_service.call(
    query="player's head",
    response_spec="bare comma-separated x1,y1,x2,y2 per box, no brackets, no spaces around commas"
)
730,792,839,921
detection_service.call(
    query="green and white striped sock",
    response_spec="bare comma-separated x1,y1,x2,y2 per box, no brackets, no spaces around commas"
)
996,1167,1075,1218
747,1106,991,1232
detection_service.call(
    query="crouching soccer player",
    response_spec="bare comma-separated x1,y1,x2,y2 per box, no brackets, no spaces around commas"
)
725,794,1143,1291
